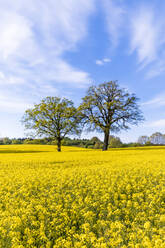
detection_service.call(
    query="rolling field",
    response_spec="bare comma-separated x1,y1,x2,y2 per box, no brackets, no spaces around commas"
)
0,145,164,247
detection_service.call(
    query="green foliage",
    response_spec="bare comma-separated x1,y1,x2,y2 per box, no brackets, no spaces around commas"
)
3,137,12,145
145,141,152,146
109,136,122,148
23,138,47,144
22,97,82,151
93,142,102,149
79,81,144,150
12,139,23,145
90,136,101,143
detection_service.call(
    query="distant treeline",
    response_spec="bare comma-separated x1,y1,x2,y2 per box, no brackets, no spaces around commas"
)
1,132,165,149
137,132,165,145
0,137,103,149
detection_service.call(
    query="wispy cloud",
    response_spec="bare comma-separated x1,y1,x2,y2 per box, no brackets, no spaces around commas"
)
129,4,165,77
95,58,111,66
0,72,25,85
130,6,159,66
145,56,165,79
147,119,165,128
142,94,165,107
0,95,33,113
0,0,95,113
102,0,125,47
102,1,165,79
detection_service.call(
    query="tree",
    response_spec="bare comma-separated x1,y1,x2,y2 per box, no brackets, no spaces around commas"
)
137,135,149,145
79,81,144,151
90,136,103,149
3,137,11,145
12,139,23,144
109,136,122,148
22,97,82,152
149,132,165,144
93,142,102,149
90,136,102,144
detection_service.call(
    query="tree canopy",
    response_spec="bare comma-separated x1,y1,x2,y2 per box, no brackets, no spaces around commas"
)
22,97,81,151
79,81,144,150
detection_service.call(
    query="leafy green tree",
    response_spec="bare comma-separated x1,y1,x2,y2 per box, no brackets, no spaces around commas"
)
22,97,82,152
90,136,102,149
109,136,122,148
3,137,12,145
93,142,102,149
90,136,102,144
79,81,144,151
12,139,23,144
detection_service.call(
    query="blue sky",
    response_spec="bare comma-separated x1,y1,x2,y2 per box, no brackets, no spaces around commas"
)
0,0,165,142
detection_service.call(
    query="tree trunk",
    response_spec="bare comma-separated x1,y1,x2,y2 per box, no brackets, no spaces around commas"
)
57,137,61,152
102,129,109,151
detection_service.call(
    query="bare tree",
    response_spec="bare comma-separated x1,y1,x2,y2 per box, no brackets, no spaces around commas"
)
149,132,165,144
137,135,149,145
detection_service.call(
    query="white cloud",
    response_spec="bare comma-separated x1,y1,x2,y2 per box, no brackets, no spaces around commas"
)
0,72,25,85
103,58,111,63
47,59,91,86
95,58,111,66
147,119,165,128
142,94,165,107
130,7,158,65
130,4,165,76
101,1,165,78
0,0,95,94
145,58,165,79
96,60,104,66
102,0,125,47
0,12,32,59
0,95,33,113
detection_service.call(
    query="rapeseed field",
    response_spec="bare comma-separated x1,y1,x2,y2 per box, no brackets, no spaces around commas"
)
0,145,164,247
